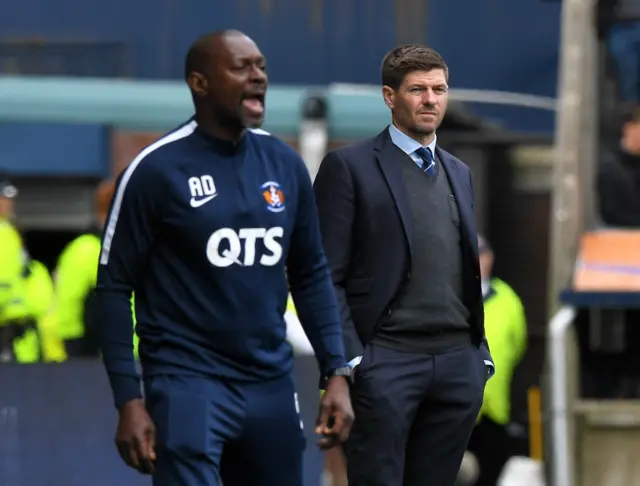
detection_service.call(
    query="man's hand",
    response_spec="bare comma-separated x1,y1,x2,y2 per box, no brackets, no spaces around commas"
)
315,376,354,450
115,398,156,474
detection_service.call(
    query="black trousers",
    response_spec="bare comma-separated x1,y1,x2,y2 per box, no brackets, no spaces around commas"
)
345,343,487,486
466,417,511,486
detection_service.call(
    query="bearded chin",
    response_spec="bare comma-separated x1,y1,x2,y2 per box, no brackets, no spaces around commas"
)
244,117,264,129
412,124,435,135
237,105,264,129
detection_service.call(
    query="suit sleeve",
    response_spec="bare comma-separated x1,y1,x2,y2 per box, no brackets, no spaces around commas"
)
286,153,346,377
313,150,364,362
468,168,493,366
94,161,167,409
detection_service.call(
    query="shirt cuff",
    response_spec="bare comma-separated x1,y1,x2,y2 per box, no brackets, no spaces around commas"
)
484,359,495,378
348,356,363,368
109,374,143,410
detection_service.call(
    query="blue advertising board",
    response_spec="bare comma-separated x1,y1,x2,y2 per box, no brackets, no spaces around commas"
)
0,358,325,486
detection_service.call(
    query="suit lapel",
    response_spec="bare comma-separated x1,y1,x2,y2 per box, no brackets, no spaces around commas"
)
374,130,478,262
437,147,478,259
374,129,413,257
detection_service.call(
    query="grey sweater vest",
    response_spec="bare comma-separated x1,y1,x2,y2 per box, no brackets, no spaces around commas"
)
372,152,471,353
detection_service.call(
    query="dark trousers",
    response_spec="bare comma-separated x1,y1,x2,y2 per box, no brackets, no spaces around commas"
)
346,343,487,486
466,417,511,486
144,373,306,486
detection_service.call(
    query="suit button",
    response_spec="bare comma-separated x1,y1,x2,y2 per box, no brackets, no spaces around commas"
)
387,308,392,316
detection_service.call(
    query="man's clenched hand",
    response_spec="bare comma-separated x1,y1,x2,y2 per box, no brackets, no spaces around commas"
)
115,399,156,474
315,376,354,450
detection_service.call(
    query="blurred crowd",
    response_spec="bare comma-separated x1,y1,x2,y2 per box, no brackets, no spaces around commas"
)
597,0,640,229
0,176,124,364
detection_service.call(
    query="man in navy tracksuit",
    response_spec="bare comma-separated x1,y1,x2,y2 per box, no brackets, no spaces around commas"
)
94,30,354,486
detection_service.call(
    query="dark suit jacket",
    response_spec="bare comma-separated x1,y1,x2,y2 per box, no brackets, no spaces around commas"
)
313,127,491,364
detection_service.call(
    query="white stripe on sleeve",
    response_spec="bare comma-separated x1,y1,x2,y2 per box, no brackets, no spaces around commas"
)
99,121,197,265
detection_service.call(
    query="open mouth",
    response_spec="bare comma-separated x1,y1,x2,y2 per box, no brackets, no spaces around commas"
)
242,93,265,116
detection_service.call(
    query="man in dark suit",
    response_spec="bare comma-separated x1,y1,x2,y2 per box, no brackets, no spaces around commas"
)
313,44,494,486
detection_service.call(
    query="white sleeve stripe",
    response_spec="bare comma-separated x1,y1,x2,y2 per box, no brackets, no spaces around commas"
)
99,120,198,265
248,128,271,136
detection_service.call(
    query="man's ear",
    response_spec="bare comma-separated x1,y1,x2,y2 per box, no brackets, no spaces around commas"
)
382,85,395,110
187,72,208,98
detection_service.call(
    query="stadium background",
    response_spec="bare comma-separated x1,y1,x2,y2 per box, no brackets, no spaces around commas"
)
1,0,619,484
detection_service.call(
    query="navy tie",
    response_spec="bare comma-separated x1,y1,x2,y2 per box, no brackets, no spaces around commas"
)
415,147,436,178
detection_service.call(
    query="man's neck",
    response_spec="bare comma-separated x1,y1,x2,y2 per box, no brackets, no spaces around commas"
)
391,120,435,147
195,112,245,143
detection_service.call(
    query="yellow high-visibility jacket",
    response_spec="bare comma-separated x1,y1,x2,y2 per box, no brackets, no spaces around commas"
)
0,219,29,325
14,260,67,363
479,278,527,425
54,233,139,357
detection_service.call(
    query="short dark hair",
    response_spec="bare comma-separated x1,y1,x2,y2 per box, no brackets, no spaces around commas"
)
381,44,448,90
184,40,209,81
184,30,244,81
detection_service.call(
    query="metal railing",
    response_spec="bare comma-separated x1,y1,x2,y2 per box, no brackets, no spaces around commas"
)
548,306,578,486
